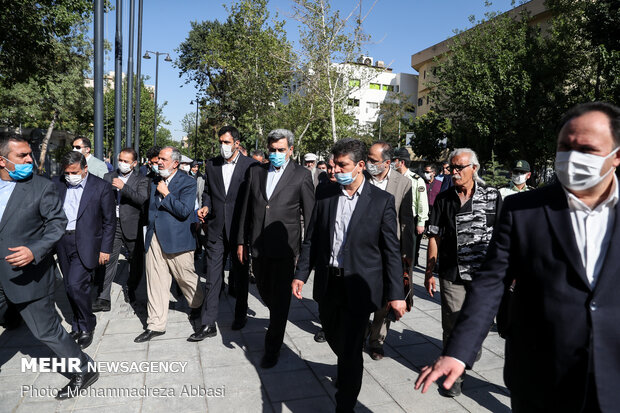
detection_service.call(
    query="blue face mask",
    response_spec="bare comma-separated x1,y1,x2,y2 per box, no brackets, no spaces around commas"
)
2,157,33,181
151,164,159,174
269,151,287,168
335,164,359,186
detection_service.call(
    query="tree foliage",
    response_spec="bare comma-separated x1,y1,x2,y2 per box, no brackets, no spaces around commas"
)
370,92,415,147
409,111,451,162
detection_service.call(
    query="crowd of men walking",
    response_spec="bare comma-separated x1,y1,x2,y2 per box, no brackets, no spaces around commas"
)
0,101,619,412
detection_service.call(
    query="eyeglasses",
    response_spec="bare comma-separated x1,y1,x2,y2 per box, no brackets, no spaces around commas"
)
449,164,472,172
72,146,82,149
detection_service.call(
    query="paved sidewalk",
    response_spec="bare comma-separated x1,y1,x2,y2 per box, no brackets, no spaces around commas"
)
0,241,510,412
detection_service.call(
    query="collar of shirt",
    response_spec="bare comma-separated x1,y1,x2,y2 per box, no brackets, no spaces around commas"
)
165,170,178,186
564,175,619,214
225,152,241,165
371,168,391,185
269,158,290,173
340,177,365,200
85,154,91,161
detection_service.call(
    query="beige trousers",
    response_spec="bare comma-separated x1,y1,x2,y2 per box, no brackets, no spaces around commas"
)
368,306,391,350
145,233,203,332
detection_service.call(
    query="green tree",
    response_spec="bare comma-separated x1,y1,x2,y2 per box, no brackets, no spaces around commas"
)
409,111,451,162
370,93,416,146
481,150,509,188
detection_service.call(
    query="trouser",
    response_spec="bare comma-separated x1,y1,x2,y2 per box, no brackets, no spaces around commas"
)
145,233,203,332
439,277,470,345
96,222,143,301
368,306,391,350
0,287,90,371
201,229,249,326
511,374,601,413
319,273,370,413
253,255,294,357
57,233,96,333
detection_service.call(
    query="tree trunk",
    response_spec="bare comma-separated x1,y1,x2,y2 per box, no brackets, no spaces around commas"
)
330,99,337,142
38,110,58,175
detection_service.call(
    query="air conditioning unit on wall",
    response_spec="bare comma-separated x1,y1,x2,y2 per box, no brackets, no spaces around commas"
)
357,55,373,66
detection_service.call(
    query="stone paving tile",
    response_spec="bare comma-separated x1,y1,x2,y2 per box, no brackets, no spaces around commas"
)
260,368,324,402
383,382,467,413
207,389,273,413
203,364,262,395
394,342,442,369
272,395,335,413
456,385,512,413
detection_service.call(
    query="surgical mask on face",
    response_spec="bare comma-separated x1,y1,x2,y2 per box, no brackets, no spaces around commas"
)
269,151,287,168
151,164,159,174
65,173,84,186
72,148,83,153
366,162,385,177
158,167,171,178
220,144,234,159
335,164,360,186
390,162,397,170
555,148,619,191
118,162,132,174
179,164,190,172
424,172,433,181
511,173,528,185
2,157,33,180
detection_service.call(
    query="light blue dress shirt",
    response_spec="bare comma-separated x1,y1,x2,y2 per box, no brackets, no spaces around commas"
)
330,179,365,268
0,179,17,223
63,173,89,231
266,159,290,200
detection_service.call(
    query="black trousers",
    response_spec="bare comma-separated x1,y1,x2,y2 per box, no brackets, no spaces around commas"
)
57,233,96,332
201,229,249,326
95,222,143,301
253,255,295,357
319,273,370,413
0,286,89,370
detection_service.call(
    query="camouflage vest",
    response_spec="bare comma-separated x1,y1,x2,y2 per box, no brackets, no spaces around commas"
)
455,184,499,280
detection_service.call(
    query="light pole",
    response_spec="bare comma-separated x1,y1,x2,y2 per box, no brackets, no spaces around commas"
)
189,97,200,161
143,51,171,146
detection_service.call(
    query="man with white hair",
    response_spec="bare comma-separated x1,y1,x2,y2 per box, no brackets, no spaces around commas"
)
423,147,502,397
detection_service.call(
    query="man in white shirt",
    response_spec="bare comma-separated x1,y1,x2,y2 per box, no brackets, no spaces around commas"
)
415,102,620,413
72,137,108,178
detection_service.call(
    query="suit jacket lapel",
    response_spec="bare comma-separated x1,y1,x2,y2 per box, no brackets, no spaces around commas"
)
269,161,295,200
226,156,246,200
591,186,620,291
544,183,590,289
328,189,339,249
76,176,96,220
259,164,268,201
214,157,226,196
0,179,30,233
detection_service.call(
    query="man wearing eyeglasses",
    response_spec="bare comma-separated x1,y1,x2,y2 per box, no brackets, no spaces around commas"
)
423,147,502,397
71,137,108,179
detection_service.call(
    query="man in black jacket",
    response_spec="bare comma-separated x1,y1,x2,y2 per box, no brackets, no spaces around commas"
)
293,138,406,412
237,129,315,369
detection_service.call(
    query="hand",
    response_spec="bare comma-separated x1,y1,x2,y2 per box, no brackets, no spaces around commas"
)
112,178,125,190
387,300,407,320
197,206,209,222
415,356,465,394
292,279,305,300
157,181,169,197
416,225,425,235
403,256,413,271
424,272,436,297
99,252,110,266
5,246,34,267
237,244,247,265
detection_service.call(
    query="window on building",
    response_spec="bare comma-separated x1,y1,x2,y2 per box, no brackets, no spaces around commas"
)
382,84,394,92
426,96,430,105
418,98,423,106
349,79,360,87
367,102,379,109
395,85,400,93
347,98,360,107
369,83,380,90
423,70,426,79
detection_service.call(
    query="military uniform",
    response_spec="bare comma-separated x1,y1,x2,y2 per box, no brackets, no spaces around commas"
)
404,169,428,266
499,181,535,200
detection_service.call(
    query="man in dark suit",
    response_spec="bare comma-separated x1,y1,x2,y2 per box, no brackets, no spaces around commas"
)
191,126,257,341
135,146,204,343
0,136,98,399
416,102,620,413
293,138,406,412
54,152,116,349
94,148,149,310
237,128,315,368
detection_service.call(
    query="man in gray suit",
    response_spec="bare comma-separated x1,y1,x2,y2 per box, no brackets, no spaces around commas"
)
0,136,98,399
365,142,415,360
72,137,108,178
237,129,315,368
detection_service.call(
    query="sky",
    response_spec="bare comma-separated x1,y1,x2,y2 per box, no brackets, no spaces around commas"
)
100,0,519,143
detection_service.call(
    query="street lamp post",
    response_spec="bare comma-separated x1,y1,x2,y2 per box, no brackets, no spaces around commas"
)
143,51,171,146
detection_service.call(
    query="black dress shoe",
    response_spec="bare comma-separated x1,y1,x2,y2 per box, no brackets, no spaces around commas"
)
369,347,384,361
260,352,279,369
314,330,326,343
231,317,247,330
134,329,165,343
123,288,137,304
69,331,81,341
439,376,463,397
187,325,217,342
56,371,100,400
92,299,111,312
77,331,94,349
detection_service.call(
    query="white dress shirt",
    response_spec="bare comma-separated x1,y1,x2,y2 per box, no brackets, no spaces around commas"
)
116,169,132,217
266,159,290,200
330,179,365,269
564,175,619,287
370,169,390,191
222,152,240,195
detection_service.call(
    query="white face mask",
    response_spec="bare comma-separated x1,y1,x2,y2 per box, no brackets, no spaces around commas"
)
65,173,84,186
424,172,433,181
555,148,619,191
179,164,190,172
220,144,234,160
118,162,132,174
158,167,171,178
366,162,385,177
511,173,528,185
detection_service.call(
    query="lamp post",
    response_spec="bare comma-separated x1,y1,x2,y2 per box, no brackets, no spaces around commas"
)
190,97,200,160
143,51,171,146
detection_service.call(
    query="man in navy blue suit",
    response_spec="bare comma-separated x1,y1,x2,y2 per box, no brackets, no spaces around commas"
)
293,138,406,412
416,102,620,413
134,146,204,343
54,151,116,349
